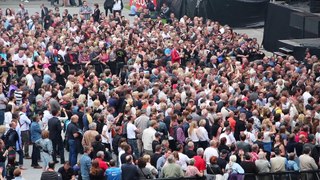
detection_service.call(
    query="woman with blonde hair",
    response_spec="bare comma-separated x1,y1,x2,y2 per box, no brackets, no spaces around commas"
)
143,154,158,177
188,121,199,149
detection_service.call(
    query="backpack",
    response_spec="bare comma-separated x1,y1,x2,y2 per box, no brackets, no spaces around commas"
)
2,129,14,149
169,125,180,141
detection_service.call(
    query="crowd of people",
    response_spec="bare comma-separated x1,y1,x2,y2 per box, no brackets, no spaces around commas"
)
0,0,320,180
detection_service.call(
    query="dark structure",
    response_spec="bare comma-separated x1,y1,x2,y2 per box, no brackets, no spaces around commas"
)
263,2,320,60
170,0,269,27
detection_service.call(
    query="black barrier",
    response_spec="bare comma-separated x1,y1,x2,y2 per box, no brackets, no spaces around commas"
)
155,170,320,180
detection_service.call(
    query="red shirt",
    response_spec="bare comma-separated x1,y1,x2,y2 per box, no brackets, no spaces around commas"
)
171,48,181,64
193,155,206,172
95,158,108,171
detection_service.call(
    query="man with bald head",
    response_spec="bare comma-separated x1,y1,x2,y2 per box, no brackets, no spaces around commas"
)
67,115,82,166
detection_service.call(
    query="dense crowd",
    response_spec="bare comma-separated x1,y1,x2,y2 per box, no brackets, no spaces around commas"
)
0,0,320,180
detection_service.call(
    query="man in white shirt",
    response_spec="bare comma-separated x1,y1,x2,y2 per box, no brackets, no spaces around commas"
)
219,127,236,146
203,139,219,164
127,116,140,158
177,144,190,171
25,67,35,90
142,120,157,156
13,49,27,66
19,106,32,159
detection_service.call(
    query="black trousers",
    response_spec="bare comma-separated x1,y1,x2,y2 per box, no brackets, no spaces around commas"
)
52,139,65,163
31,143,40,166
105,6,113,16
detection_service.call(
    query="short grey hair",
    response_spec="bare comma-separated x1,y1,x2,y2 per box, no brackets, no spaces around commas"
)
197,148,204,155
89,122,97,130
96,151,104,158
167,155,175,164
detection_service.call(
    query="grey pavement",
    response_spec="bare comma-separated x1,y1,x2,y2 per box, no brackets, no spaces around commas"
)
0,0,266,179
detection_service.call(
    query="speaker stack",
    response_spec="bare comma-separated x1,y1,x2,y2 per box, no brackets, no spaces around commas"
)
310,0,320,13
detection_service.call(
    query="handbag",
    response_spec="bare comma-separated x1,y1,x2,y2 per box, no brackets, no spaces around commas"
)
139,168,152,179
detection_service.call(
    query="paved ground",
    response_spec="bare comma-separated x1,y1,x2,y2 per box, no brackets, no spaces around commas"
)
0,0,266,179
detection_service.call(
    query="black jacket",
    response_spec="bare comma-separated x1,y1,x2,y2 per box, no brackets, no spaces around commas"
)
48,116,62,141
92,8,100,22
104,0,114,8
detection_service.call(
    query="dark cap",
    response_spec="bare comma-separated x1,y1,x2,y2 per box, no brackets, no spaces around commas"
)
155,132,161,137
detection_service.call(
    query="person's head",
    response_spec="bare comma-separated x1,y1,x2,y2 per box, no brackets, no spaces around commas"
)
167,155,175,164
189,158,195,166
84,146,92,154
89,122,97,130
258,152,266,160
210,156,218,165
41,130,49,139
229,155,237,163
288,153,295,161
155,145,162,153
109,159,116,167
303,146,311,155
91,159,99,169
209,139,218,148
199,119,206,127
143,154,151,163
187,141,194,150
96,151,104,159
123,144,132,154
13,168,22,177
71,114,79,123
197,147,204,156
126,155,133,163
48,161,55,169
274,148,280,156
63,161,71,170
137,157,147,168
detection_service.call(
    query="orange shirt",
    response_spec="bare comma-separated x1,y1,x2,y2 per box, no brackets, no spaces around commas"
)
228,117,236,132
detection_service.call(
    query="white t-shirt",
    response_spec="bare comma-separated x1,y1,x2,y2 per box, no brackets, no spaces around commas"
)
316,132,320,145
204,147,219,164
13,54,27,64
188,128,199,142
26,74,35,89
178,152,190,171
127,122,137,139
263,132,271,143
102,124,112,144
219,132,236,146
113,1,122,11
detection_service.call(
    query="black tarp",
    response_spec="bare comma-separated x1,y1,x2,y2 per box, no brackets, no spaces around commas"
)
170,0,269,27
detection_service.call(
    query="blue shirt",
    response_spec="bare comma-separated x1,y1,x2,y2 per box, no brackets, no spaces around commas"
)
130,5,137,15
80,153,91,180
30,121,41,143
105,167,122,180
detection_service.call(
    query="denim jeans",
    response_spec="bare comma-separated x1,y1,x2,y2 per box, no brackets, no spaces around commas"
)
0,162,5,177
31,143,40,166
68,139,78,167
127,139,139,158
17,149,24,166
0,110,4,125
